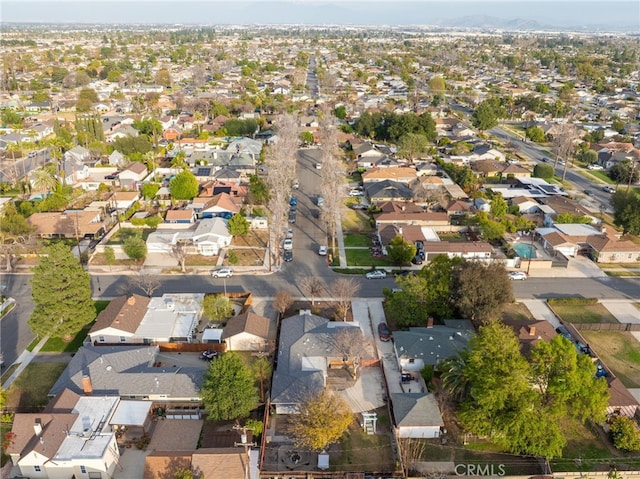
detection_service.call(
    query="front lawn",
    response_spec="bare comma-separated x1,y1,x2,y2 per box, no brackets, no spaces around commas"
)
342,209,371,233
345,249,392,267
107,227,154,244
500,302,536,322
5,363,68,411
223,248,265,267
344,234,372,247
39,300,108,352
581,331,640,388
549,301,619,324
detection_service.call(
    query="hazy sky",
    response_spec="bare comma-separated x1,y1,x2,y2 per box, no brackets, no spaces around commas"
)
2,0,639,29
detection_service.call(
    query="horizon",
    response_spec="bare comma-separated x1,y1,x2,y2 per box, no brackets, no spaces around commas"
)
2,1,639,31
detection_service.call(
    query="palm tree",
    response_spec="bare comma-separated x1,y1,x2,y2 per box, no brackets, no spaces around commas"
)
439,349,472,403
30,168,58,194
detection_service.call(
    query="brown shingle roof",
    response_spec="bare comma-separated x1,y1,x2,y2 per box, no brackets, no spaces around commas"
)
89,294,150,335
7,413,75,459
144,452,192,479
192,448,249,479
43,388,81,413
587,235,640,253
165,209,194,221
222,312,270,340
503,319,556,356
124,162,147,175
27,211,105,237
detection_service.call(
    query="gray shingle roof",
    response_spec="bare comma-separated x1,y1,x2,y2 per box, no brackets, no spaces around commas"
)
393,321,474,366
390,393,444,428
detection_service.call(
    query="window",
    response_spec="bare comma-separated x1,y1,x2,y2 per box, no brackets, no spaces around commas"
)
408,358,415,364
80,465,87,473
98,336,105,342
34,466,42,472
119,336,126,342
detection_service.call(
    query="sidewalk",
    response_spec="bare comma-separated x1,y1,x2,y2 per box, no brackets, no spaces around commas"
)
1,335,49,390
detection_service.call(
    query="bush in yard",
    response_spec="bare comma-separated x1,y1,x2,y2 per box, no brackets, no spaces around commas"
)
533,163,555,179
610,415,640,452
227,250,238,265
228,213,250,236
123,236,147,261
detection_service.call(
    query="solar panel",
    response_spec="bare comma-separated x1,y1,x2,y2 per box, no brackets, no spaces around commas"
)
196,168,209,176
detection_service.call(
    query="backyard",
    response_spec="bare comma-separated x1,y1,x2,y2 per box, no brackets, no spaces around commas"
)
581,331,640,388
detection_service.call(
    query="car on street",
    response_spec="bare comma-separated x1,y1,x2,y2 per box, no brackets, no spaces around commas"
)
289,196,298,206
350,203,368,210
211,267,233,278
602,186,615,193
286,229,294,239
288,211,296,223
584,189,594,196
316,196,324,206
365,270,387,280
292,179,299,189
508,271,527,280
588,164,604,170
283,250,293,262
411,255,423,265
283,238,293,250
315,163,322,170
377,322,391,342
348,189,364,197
318,245,328,256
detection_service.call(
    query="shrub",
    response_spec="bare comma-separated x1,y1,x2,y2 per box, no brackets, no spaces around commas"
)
123,236,147,261
227,250,238,265
547,297,598,306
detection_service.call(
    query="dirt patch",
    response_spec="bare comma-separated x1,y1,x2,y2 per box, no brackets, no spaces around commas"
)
224,248,266,266
232,230,269,248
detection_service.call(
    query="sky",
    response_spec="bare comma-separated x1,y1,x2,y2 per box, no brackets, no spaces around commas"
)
2,0,639,30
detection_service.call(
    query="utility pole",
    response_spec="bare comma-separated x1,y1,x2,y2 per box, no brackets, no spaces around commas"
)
233,425,257,479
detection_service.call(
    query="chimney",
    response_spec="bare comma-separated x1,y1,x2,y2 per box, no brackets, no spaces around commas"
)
427,317,434,328
82,375,93,396
127,296,136,306
529,326,536,336
33,420,43,437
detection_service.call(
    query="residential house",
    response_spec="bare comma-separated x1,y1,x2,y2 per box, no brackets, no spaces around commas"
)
48,345,205,401
27,210,108,239
362,167,417,184
110,191,140,211
393,320,474,372
416,162,439,176
7,392,121,479
421,240,493,260
585,233,640,263
390,393,444,439
536,195,597,226
503,320,557,357
500,162,531,178
510,196,541,214
374,204,449,228
105,124,139,143
271,312,363,414
365,180,414,203
60,157,90,186
607,377,640,418
64,146,91,163
198,192,242,219
145,449,259,479
165,209,196,224
222,311,271,351
87,294,151,344
108,150,126,167
192,218,232,256
117,162,148,189
537,224,604,257
445,199,473,217
470,159,504,177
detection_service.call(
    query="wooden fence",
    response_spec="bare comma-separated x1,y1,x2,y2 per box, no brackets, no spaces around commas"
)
573,322,640,331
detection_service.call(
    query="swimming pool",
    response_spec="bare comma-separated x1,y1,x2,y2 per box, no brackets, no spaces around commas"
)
512,242,537,259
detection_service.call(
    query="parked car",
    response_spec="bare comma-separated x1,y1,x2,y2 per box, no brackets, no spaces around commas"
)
283,239,293,250
366,270,387,280
411,255,423,265
349,189,364,197
315,163,322,170
292,179,300,189
378,322,391,342
289,196,298,206
283,250,293,262
316,196,324,206
288,211,296,223
350,203,368,210
556,325,573,341
508,271,527,280
588,164,604,170
602,186,615,193
211,267,233,278
286,229,294,239
584,189,594,196
318,245,328,256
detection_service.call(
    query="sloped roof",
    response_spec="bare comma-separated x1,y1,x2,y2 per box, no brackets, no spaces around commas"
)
390,393,444,428
192,448,249,479
222,311,270,341
393,322,474,366
89,295,150,335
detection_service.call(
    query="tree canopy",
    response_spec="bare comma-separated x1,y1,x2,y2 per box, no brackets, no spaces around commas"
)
471,99,501,131
228,213,250,236
291,390,353,451
201,352,259,421
611,189,640,236
170,170,199,200
386,235,416,266
29,243,95,341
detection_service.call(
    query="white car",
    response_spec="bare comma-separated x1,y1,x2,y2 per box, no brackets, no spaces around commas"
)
365,270,387,280
588,164,604,171
292,179,300,189
318,245,328,256
508,271,527,281
315,163,322,170
211,267,233,278
283,239,293,250
349,189,364,197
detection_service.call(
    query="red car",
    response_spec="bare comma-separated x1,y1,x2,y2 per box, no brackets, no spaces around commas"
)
378,322,391,342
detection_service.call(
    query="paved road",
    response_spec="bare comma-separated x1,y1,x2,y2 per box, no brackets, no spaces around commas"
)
0,149,51,183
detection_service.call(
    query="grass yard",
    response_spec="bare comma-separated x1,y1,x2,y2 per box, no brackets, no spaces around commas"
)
89,253,142,267
39,300,108,352
549,302,619,324
581,331,640,388
231,230,269,248
223,248,265,267
332,421,395,473
587,170,615,184
185,255,220,266
107,227,153,244
500,302,536,322
345,249,392,267
343,234,372,247
5,363,68,411
341,209,371,233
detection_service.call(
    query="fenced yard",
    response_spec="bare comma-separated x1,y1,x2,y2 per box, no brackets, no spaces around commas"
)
581,331,640,388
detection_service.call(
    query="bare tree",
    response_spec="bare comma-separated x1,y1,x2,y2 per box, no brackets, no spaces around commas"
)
273,290,293,318
299,276,324,307
129,272,161,297
323,327,371,378
172,240,189,273
551,121,579,181
397,438,428,478
330,277,360,322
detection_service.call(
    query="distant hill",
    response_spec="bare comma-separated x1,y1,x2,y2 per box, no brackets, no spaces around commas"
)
438,15,545,30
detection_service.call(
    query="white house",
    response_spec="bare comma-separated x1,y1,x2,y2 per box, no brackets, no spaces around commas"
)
7,391,121,479
192,218,232,256
391,392,444,439
222,311,270,351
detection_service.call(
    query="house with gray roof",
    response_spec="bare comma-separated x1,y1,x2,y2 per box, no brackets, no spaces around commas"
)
365,179,414,203
48,345,205,402
271,312,362,414
390,392,444,439
393,320,474,373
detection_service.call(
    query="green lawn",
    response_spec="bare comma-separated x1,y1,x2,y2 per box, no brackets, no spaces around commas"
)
5,363,68,411
39,300,109,352
500,302,536,322
581,331,640,388
549,302,619,324
333,421,394,472
343,234,372,247
342,209,371,233
345,249,392,267
586,170,615,184
107,227,154,244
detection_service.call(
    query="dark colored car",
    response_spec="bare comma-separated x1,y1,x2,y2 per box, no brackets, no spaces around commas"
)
378,322,391,342
411,255,423,265
283,250,293,262
288,212,296,223
555,325,572,341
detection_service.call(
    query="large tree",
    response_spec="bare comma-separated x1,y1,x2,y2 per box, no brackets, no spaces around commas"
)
201,352,259,421
611,189,640,235
170,171,199,200
386,235,416,266
291,390,353,452
451,261,514,325
29,243,95,341
471,100,499,131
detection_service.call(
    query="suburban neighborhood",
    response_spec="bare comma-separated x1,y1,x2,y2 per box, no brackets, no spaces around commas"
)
1,6,640,479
